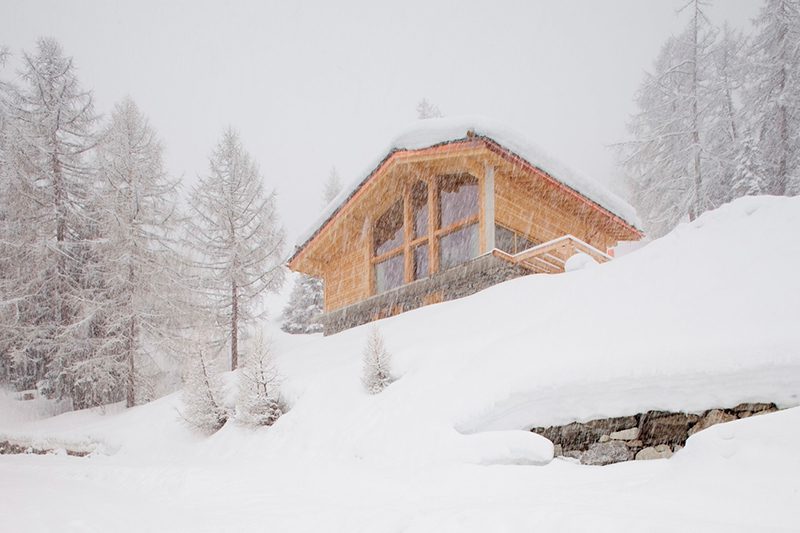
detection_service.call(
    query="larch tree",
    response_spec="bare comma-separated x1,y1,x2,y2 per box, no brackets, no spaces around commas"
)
236,330,283,427
322,166,343,206
94,97,184,407
181,345,229,432
622,1,719,237
416,98,443,119
1,38,100,403
187,129,285,371
361,327,393,394
744,0,800,196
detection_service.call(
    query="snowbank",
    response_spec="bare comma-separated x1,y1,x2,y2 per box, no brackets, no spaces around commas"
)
1,196,799,531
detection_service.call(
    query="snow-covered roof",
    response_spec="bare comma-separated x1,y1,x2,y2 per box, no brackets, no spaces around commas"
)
292,116,641,260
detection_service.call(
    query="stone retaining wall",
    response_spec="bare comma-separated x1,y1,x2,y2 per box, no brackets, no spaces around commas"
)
322,253,529,334
531,403,778,465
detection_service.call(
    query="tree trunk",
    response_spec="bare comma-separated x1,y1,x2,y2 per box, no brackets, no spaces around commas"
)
231,280,238,371
690,1,703,221
126,315,136,408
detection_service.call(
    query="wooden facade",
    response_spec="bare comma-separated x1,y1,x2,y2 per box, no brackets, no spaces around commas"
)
288,133,642,326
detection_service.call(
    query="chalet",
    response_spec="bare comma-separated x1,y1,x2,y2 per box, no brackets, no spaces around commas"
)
288,119,643,334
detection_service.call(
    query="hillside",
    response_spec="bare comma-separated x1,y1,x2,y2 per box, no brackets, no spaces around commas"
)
1,196,799,531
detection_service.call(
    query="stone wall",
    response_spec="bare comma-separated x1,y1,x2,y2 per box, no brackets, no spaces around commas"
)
321,253,529,334
531,403,778,465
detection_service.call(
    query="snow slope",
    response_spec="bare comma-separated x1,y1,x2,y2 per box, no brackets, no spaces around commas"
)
1,196,799,531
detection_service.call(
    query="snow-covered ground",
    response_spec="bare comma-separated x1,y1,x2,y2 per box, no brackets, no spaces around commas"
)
1,196,799,532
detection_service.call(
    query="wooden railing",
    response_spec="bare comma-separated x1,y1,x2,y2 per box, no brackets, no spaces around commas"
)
492,234,612,274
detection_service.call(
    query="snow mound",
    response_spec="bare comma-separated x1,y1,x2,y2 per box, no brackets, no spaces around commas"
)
295,115,640,251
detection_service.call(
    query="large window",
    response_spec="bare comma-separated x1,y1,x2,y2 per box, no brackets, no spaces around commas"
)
371,173,481,294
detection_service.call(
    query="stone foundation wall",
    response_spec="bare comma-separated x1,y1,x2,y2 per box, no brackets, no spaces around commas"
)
322,254,529,335
531,403,778,465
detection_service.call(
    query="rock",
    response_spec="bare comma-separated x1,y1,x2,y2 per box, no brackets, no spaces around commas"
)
553,444,563,456
626,440,643,448
733,402,777,415
580,441,633,466
563,450,582,460
640,411,699,446
688,409,737,436
673,444,683,453
609,427,640,441
636,445,673,461
533,415,638,452
599,435,610,443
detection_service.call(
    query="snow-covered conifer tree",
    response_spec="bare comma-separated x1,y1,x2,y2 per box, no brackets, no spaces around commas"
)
416,98,443,119
744,0,800,196
361,328,392,394
322,166,342,206
181,347,229,432
622,1,720,236
236,331,283,426
94,97,184,407
1,38,101,403
187,129,285,371
731,133,768,197
280,274,324,334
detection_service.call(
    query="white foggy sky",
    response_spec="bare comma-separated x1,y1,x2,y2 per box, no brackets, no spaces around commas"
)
1,0,759,242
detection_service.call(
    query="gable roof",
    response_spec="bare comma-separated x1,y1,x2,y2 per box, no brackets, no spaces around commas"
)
289,117,642,265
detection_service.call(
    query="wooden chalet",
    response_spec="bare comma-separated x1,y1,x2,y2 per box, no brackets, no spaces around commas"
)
288,121,643,334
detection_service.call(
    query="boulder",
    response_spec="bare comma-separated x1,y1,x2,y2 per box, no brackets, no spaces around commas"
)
636,445,673,461
640,411,699,446
599,435,610,443
553,444,563,456
733,403,778,418
533,415,638,452
626,440,643,448
580,441,633,466
688,409,736,436
609,427,640,441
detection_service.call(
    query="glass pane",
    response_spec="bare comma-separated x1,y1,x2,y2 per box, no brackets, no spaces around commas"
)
439,174,478,228
374,200,403,256
439,223,479,270
412,181,428,238
413,243,429,280
518,235,538,252
495,225,515,254
375,253,404,293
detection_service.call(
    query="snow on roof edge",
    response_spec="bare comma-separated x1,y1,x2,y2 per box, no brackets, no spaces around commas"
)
290,116,641,263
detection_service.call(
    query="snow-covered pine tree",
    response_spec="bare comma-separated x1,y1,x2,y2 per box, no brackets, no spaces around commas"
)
622,1,719,237
181,346,229,432
280,274,324,334
731,133,768,197
236,331,283,426
704,25,748,208
416,98,443,119
744,0,800,196
1,38,101,403
322,166,342,206
187,129,285,371
361,327,392,394
94,97,185,407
